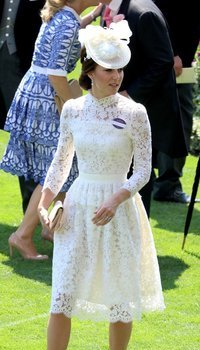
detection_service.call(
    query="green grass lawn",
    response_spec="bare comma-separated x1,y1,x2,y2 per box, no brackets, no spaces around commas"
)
0,128,199,349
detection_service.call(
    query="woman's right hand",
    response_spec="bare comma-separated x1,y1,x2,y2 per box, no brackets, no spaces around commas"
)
38,188,55,228
38,206,50,229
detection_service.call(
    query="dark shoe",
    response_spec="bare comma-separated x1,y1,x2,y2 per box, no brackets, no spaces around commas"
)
154,190,191,203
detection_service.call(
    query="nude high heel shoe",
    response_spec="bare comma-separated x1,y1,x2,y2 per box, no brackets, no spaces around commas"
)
8,232,48,260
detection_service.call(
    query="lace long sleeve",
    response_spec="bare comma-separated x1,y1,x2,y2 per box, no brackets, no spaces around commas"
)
122,105,152,196
42,105,74,196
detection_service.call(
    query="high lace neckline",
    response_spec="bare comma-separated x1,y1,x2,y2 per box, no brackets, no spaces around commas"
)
88,91,119,107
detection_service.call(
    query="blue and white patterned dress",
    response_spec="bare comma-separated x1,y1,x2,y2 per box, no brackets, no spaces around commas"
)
0,6,80,190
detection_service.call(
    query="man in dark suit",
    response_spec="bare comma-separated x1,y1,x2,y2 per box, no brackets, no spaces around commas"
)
0,0,45,212
101,0,188,216
152,0,200,203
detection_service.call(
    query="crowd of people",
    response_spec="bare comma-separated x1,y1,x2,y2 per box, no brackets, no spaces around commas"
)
0,0,199,349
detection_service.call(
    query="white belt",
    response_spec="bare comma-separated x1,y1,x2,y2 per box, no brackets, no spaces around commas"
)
78,172,127,184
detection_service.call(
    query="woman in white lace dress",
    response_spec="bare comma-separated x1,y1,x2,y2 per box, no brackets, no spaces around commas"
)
38,21,165,350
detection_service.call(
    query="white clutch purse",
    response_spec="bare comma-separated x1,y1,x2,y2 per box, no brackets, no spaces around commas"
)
48,200,63,231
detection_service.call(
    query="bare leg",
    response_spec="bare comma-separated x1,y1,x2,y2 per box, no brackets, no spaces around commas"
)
15,184,42,239
109,322,132,350
47,313,71,350
8,184,48,259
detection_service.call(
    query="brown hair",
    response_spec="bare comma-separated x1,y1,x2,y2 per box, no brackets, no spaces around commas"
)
79,47,97,90
41,0,71,22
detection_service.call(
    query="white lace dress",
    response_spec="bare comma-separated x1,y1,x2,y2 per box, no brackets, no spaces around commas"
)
43,92,165,322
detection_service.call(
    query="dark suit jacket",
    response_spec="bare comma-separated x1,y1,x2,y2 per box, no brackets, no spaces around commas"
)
0,0,44,73
153,0,200,67
118,0,188,158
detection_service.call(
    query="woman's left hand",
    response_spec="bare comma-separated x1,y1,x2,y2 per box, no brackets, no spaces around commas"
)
92,188,131,226
92,197,117,226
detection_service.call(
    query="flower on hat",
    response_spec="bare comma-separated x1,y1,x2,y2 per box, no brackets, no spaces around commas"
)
78,20,132,69
109,20,132,44
83,28,122,60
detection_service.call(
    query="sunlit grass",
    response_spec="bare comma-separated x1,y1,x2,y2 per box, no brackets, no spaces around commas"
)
0,128,199,349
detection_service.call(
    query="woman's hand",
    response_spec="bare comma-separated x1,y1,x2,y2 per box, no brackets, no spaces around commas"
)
81,3,104,28
92,188,131,226
38,206,50,229
38,204,63,232
38,188,55,229
92,197,117,226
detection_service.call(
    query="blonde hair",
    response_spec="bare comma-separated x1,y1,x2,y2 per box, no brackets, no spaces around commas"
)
41,0,72,22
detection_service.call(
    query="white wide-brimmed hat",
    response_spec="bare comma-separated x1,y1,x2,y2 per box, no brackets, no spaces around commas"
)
79,20,132,69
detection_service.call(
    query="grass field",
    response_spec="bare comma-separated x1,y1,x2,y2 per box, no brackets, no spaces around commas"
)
0,128,200,349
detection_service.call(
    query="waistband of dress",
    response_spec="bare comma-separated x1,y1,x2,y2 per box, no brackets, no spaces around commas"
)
78,172,127,183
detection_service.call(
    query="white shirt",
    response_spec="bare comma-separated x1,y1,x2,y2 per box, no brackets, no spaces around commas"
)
109,0,123,16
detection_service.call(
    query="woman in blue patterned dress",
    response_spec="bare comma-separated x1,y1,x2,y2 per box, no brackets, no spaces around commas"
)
0,0,102,260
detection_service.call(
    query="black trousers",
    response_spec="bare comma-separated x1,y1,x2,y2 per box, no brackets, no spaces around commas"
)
18,176,38,213
0,43,37,212
0,43,23,129
153,83,194,199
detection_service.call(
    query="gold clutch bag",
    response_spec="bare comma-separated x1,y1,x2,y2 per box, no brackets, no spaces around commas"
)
48,200,63,231
54,79,83,115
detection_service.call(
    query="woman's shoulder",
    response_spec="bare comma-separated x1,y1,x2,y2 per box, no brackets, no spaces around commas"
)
53,7,80,24
116,94,149,129
60,96,86,127
62,95,86,112
117,93,147,114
